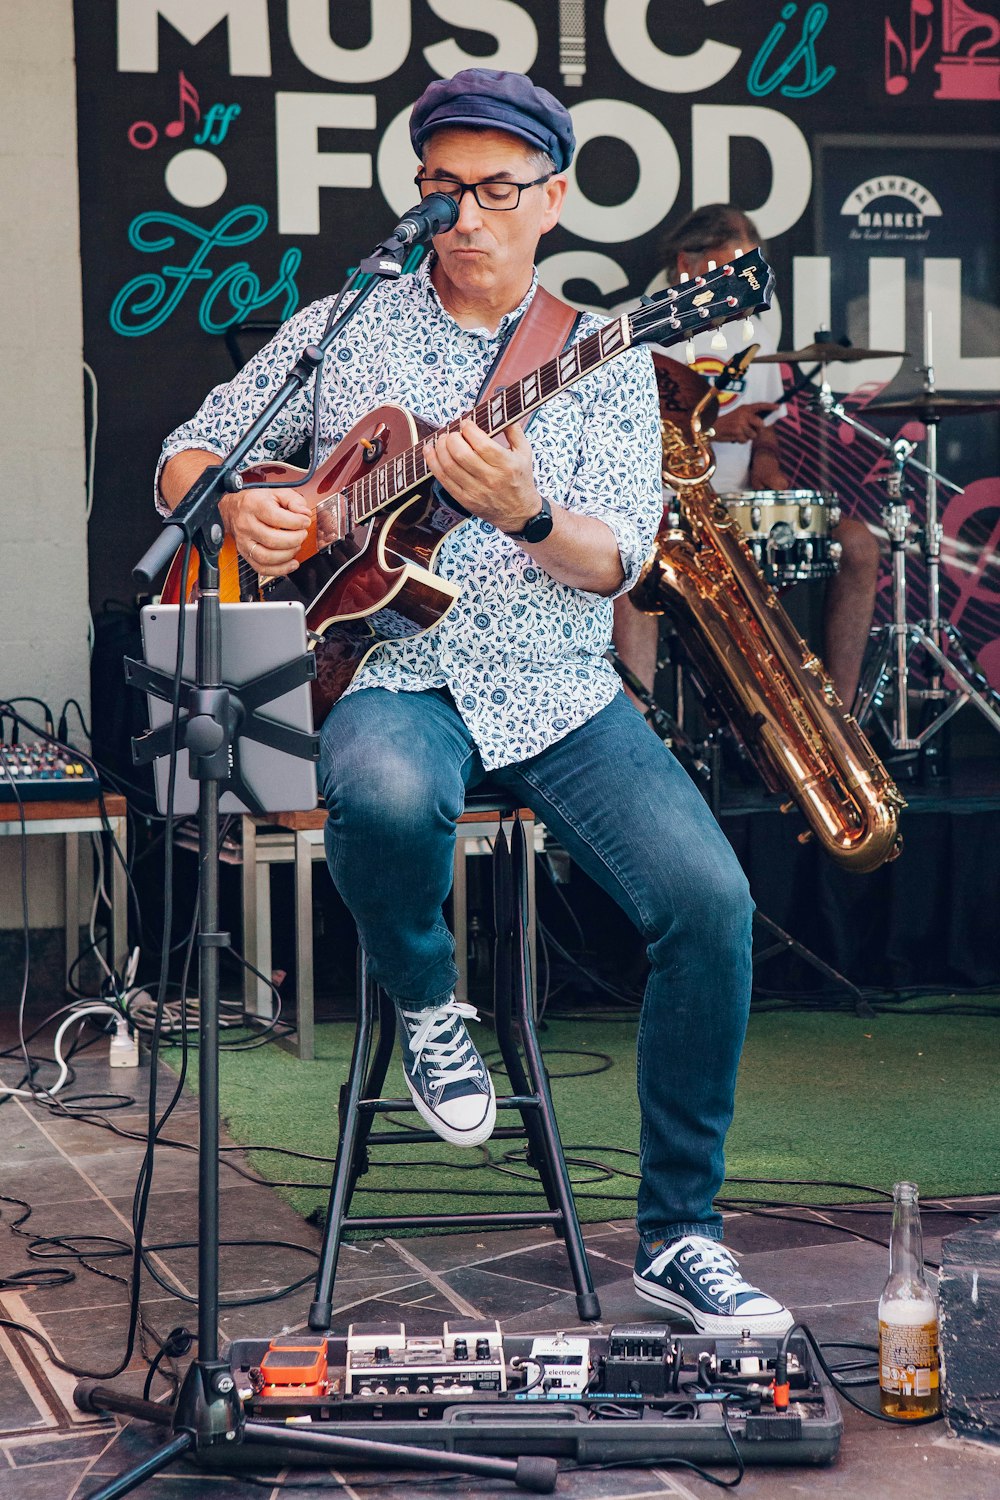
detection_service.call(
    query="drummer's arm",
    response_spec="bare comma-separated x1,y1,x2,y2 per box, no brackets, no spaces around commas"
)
749,424,789,489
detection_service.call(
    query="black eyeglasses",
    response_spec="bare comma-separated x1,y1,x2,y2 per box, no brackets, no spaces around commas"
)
414,172,554,212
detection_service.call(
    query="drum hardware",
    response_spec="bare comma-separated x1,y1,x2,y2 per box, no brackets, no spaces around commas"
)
863,392,1000,419
755,341,910,364
720,489,843,585
810,330,1000,753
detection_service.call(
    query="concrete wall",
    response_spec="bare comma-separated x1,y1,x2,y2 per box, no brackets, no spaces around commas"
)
1,0,91,927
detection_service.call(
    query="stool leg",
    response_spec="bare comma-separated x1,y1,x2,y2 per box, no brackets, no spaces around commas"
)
491,827,560,1212
308,954,377,1331
507,817,600,1323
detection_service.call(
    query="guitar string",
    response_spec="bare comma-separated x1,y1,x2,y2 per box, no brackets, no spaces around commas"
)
303,259,766,539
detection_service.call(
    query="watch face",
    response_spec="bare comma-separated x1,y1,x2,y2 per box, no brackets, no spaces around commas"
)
521,509,554,542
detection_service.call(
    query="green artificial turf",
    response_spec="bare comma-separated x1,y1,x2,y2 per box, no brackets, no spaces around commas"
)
165,1001,1000,1225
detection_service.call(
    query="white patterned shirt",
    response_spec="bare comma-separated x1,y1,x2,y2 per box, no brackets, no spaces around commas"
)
157,259,662,769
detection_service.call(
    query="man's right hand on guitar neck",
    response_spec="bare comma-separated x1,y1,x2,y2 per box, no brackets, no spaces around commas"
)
159,449,311,577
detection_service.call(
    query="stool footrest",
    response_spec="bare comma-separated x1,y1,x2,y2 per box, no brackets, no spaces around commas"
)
342,1210,563,1231
361,1124,540,1147
359,1095,538,1114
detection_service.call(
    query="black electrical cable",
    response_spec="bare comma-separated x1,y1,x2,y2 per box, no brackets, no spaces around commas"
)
782,1321,943,1426
0,742,36,1103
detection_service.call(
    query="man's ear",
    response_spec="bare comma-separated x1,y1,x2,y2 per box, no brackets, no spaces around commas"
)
539,174,568,236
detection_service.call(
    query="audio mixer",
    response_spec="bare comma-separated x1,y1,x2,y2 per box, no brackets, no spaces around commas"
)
0,742,100,802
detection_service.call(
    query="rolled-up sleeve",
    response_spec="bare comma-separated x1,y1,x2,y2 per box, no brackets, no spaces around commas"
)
153,300,332,515
558,343,662,595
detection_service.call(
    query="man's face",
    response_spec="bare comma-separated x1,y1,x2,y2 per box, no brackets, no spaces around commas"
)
420,128,566,306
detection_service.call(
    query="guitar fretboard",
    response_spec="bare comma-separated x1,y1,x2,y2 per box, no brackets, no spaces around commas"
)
318,316,631,533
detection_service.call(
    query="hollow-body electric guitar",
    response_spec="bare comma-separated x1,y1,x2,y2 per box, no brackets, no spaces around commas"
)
162,251,773,724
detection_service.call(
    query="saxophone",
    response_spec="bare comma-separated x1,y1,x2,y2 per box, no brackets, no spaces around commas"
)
632,392,905,872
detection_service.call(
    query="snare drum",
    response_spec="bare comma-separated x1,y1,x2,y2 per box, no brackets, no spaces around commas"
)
720,490,843,584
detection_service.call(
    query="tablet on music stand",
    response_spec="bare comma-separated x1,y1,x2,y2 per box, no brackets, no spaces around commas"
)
139,601,318,816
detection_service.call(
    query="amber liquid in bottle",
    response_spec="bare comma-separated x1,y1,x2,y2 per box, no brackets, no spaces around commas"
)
878,1182,940,1419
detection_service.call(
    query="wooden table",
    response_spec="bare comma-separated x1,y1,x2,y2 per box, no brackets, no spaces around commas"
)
0,794,128,984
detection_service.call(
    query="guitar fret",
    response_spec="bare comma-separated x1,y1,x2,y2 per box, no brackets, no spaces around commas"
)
558,346,579,382
282,254,768,617
599,319,626,356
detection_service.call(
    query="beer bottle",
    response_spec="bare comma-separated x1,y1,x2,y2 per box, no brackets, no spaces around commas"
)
878,1181,940,1418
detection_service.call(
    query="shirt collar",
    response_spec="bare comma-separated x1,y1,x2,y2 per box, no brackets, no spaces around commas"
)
414,256,539,341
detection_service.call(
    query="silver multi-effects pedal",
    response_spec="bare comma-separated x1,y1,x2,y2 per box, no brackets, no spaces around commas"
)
345,1319,506,1396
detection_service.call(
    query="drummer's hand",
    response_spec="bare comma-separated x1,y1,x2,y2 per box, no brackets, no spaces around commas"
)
219,487,311,576
714,402,780,443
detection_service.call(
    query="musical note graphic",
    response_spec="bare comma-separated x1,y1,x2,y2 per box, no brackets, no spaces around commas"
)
165,71,200,138
885,0,936,93
127,70,201,150
883,0,1000,99
885,18,912,92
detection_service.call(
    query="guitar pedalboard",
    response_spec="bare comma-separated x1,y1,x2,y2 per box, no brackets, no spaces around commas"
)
227,1321,843,1470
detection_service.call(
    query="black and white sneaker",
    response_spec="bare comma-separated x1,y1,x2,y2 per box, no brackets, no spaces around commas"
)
394,995,496,1148
634,1235,794,1335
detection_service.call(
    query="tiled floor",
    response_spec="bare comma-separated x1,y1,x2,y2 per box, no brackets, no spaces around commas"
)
1,1013,997,1499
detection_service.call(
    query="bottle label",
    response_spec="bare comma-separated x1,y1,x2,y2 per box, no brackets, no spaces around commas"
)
879,1319,939,1395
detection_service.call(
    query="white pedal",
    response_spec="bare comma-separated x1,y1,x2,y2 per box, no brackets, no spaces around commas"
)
528,1333,591,1393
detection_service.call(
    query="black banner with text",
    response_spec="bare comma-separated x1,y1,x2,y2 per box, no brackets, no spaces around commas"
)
76,1,1000,680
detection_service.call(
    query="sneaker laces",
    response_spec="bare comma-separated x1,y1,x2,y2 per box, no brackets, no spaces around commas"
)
401,999,484,1088
650,1236,755,1298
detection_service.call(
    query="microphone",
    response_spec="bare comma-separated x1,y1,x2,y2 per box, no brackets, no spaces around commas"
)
358,193,459,278
376,193,459,255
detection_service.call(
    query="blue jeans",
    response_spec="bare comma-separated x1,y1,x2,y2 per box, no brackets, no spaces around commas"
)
319,687,754,1247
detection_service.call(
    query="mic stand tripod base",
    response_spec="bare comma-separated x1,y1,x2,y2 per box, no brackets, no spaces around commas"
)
75,1378,560,1496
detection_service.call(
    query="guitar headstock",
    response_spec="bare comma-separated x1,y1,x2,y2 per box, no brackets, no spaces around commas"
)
630,249,774,351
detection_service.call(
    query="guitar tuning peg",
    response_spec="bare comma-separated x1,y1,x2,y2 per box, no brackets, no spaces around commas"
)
742,318,754,340
711,328,728,351
684,339,696,363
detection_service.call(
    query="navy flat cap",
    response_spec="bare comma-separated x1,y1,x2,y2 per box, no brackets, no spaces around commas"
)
410,68,575,172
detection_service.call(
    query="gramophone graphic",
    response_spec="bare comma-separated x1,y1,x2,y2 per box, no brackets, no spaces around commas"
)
885,0,1000,99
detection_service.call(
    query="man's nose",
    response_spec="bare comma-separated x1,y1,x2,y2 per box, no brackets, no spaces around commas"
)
453,186,484,233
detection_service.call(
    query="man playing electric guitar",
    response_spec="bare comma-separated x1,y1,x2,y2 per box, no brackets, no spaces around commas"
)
156,69,793,1336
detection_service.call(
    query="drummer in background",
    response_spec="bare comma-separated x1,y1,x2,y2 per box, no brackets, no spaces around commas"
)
613,203,880,709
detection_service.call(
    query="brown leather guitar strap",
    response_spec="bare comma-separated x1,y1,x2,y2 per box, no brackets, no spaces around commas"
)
475,285,582,442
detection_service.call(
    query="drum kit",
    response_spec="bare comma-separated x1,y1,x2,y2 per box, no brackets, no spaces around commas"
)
719,331,1000,757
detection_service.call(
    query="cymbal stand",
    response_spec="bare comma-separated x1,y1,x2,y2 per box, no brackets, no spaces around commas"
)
813,387,1000,750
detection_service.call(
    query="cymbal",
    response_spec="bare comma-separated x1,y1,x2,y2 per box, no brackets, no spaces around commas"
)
755,341,908,364
864,391,1000,419
651,351,713,414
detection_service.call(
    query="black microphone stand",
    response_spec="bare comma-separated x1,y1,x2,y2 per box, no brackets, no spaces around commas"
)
75,208,555,1498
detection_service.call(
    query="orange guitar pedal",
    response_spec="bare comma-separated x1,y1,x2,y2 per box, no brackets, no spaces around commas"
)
259,1335,329,1398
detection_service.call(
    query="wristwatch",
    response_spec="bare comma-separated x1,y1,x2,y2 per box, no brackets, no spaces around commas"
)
504,493,554,543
